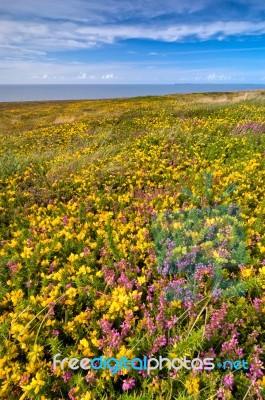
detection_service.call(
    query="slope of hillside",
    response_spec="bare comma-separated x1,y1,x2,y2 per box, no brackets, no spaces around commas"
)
0,91,265,400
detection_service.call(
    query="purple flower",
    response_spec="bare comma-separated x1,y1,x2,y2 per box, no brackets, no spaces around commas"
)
62,371,72,383
205,303,228,340
253,298,263,314
246,346,264,383
68,387,76,400
85,372,96,383
233,121,265,135
47,302,55,316
62,215,69,226
202,348,217,359
221,334,242,358
6,261,19,275
82,246,90,256
122,378,135,391
223,372,234,390
166,315,178,329
216,388,226,400
149,334,167,356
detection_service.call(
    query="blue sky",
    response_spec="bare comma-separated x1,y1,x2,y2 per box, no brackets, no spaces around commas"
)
1,0,265,84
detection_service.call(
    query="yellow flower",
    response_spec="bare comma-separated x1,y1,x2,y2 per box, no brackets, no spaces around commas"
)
79,338,89,348
257,243,265,254
116,345,135,360
21,246,33,259
171,300,182,308
9,239,18,248
91,337,100,347
80,392,93,400
185,376,200,394
20,372,45,398
28,344,44,363
55,242,63,251
137,276,146,285
74,311,90,324
257,375,265,388
173,222,182,229
68,253,79,262
259,266,265,275
6,289,24,306
241,267,253,278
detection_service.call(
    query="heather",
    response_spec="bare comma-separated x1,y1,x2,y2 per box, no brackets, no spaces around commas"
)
0,91,265,399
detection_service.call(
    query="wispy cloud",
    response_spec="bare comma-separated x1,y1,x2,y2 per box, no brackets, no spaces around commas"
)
147,46,265,56
2,18,265,57
0,1,212,23
1,1,265,83
1,0,265,56
2,1,265,23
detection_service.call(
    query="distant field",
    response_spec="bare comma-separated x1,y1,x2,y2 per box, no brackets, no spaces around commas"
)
0,91,265,400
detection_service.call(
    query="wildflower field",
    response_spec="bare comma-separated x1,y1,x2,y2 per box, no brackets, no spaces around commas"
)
1,90,265,399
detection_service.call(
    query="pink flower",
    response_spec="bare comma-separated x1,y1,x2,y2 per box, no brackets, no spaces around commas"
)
122,378,135,391
19,375,28,385
68,387,76,400
6,261,19,275
222,372,234,390
63,371,72,383
85,372,96,383
62,215,69,226
216,388,226,399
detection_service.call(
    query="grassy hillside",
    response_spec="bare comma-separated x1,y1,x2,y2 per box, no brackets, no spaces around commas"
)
0,91,265,399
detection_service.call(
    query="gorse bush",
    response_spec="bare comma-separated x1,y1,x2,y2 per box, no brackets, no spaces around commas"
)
0,91,265,400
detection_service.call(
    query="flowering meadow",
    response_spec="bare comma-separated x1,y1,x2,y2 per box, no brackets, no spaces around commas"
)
0,91,265,399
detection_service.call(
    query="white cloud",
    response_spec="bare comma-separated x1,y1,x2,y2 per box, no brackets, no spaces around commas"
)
0,1,212,23
0,43,46,58
1,17,265,57
2,1,264,25
1,0,265,60
75,72,98,80
101,74,114,79
78,72,87,79
207,73,232,81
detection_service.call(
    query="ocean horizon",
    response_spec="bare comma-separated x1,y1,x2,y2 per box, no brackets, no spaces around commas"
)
1,83,265,102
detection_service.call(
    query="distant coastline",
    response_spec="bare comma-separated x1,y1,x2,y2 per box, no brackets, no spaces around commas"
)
1,83,265,102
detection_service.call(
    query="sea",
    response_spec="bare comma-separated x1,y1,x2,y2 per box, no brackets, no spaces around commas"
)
1,84,265,102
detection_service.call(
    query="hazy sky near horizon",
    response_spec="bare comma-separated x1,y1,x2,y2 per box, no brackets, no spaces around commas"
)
1,0,265,84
